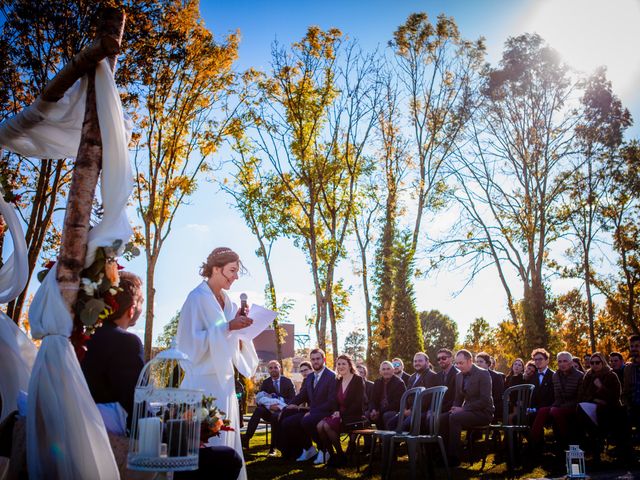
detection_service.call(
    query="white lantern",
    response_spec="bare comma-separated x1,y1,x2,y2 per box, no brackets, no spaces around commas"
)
565,444,586,479
128,339,203,474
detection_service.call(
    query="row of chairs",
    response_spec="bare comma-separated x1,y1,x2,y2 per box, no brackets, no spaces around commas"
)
350,383,535,479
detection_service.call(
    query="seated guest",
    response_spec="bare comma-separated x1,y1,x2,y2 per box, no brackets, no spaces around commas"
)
367,361,406,429
548,351,583,449
475,352,504,421
281,348,336,463
442,349,494,466
392,357,411,386
623,335,640,434
81,272,146,431
578,352,627,461
572,357,585,373
243,360,295,455
505,358,526,389
316,355,365,467
81,272,242,480
528,348,555,451
609,352,625,387
299,361,313,381
524,360,537,380
436,348,459,413
388,352,439,431
357,364,374,412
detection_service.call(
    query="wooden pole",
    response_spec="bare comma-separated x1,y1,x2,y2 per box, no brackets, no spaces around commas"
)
56,8,126,315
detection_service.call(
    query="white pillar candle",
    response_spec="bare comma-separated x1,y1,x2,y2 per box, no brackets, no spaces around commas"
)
138,417,162,457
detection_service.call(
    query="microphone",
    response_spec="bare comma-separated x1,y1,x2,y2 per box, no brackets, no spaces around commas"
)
240,293,248,316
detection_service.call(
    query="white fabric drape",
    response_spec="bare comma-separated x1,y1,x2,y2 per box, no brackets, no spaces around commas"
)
0,59,132,479
177,282,259,480
0,192,36,422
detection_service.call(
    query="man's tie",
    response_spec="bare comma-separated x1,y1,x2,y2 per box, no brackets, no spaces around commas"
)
411,373,421,388
274,378,280,395
313,373,319,389
538,372,544,385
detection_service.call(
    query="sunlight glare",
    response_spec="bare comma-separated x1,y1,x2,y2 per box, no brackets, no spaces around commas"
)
525,0,640,97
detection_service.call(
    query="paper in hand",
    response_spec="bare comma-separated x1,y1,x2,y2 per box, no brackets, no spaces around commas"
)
235,304,277,341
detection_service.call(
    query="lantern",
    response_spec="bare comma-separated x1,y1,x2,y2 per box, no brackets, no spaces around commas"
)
565,444,586,479
128,339,202,473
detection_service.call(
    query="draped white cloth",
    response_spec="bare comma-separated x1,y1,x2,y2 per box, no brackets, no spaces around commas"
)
177,282,259,480
0,192,36,422
0,59,132,479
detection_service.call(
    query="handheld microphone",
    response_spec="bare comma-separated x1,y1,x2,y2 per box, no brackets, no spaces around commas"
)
240,293,248,316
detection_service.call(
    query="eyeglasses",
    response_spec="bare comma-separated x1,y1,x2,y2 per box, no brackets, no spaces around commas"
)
590,360,602,365
533,357,545,362
437,356,449,361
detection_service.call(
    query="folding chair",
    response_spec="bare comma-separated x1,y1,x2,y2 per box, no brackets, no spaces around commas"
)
386,385,450,480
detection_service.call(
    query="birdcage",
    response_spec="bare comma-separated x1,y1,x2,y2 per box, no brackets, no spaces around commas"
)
565,444,586,479
128,339,202,473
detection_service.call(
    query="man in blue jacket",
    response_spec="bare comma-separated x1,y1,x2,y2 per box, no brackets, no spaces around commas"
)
281,348,336,463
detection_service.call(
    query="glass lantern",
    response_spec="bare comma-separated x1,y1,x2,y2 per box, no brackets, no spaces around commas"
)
128,339,203,474
565,444,586,479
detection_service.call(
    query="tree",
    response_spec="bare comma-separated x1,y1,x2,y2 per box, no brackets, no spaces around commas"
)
222,146,290,363
343,328,366,363
130,0,243,360
389,232,424,360
419,309,458,362
389,12,485,252
251,28,379,357
463,317,493,354
370,72,409,368
597,141,640,334
156,309,180,348
556,68,632,352
438,34,586,353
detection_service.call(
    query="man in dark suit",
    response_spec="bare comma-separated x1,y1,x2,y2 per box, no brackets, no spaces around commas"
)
476,352,505,422
436,348,459,412
243,360,295,455
389,352,440,431
357,364,374,411
367,361,407,429
81,272,145,430
282,348,336,462
392,357,411,386
441,349,494,466
529,348,555,449
82,272,243,480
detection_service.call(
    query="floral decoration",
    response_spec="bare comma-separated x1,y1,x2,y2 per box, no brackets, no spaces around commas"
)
198,395,234,442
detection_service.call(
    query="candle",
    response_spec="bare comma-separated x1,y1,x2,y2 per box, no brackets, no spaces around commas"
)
571,463,581,475
138,417,162,457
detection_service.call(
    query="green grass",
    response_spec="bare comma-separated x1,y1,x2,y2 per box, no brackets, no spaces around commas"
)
244,431,637,480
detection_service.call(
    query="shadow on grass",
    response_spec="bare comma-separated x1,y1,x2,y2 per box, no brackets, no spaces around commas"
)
244,431,638,480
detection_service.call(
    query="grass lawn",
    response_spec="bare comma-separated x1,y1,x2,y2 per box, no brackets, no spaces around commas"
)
244,431,637,480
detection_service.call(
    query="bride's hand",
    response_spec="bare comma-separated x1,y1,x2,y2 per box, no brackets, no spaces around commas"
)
229,315,253,331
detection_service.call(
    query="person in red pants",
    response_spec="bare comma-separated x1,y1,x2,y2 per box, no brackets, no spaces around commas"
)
549,351,583,449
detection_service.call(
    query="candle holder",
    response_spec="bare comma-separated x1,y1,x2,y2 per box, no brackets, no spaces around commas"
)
565,444,586,479
128,339,202,474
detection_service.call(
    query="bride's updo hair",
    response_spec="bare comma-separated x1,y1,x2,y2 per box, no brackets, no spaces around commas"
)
199,247,246,278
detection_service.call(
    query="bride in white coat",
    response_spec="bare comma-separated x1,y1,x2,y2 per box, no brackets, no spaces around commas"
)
177,247,258,480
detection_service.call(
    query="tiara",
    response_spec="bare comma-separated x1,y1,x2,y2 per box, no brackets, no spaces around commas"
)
213,248,233,257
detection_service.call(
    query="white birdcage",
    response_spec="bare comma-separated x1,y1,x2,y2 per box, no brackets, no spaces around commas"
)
128,339,202,473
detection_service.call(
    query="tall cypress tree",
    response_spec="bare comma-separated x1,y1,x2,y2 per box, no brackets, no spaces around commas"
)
390,231,424,361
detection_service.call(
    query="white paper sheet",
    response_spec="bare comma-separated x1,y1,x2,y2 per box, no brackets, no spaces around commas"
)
579,401,598,426
235,304,277,341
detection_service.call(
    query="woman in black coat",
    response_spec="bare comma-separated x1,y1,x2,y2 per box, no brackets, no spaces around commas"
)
316,354,365,467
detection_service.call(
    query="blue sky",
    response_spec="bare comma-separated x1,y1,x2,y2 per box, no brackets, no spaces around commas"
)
131,0,640,348
8,0,640,353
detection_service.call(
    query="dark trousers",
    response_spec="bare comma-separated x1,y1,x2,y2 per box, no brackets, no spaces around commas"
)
441,410,492,459
246,405,278,447
279,410,309,459
175,446,242,480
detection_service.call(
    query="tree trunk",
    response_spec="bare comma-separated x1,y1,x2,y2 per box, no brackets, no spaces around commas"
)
260,239,283,365
354,219,373,369
144,254,157,361
584,248,596,353
55,9,125,347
